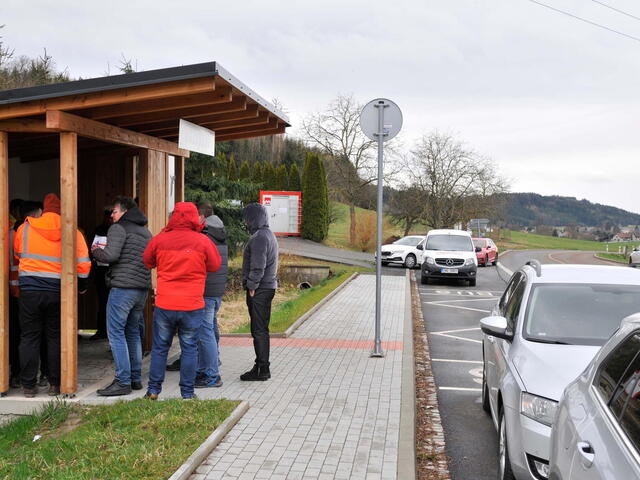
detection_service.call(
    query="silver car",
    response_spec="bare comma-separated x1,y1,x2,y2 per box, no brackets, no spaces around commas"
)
549,313,640,480
480,261,640,480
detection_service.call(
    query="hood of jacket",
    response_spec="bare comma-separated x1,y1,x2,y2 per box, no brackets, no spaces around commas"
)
163,202,202,232
243,203,269,234
204,215,226,243
119,206,148,227
27,212,61,242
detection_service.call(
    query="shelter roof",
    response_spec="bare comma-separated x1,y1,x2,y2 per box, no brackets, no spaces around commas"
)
0,62,289,159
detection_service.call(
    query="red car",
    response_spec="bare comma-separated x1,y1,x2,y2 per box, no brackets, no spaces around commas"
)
472,237,498,266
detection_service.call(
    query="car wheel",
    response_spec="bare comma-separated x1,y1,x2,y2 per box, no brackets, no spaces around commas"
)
493,253,498,266
468,278,476,287
404,254,416,269
421,273,429,285
482,363,491,414
499,409,516,480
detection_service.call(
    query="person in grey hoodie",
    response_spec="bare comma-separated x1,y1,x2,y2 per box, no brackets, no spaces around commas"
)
241,203,278,381
93,196,152,396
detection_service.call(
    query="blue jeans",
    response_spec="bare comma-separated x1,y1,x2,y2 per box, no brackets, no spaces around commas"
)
106,288,148,385
148,306,203,399
198,297,221,378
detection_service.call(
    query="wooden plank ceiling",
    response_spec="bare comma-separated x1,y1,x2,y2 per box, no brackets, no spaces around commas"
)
0,67,288,160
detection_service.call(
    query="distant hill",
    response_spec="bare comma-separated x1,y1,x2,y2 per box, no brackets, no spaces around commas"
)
502,193,640,227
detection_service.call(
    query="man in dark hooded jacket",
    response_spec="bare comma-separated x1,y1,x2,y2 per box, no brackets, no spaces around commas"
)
240,203,278,381
93,196,152,396
143,202,221,400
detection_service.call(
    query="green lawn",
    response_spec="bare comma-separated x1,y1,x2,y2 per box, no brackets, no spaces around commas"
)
495,230,640,253
0,399,239,480
326,202,424,251
232,267,362,333
595,253,628,263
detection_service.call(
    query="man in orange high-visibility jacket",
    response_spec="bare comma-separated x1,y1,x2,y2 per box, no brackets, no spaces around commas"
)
13,193,91,398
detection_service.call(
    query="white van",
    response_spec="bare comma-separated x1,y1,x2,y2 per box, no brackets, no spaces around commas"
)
417,229,478,286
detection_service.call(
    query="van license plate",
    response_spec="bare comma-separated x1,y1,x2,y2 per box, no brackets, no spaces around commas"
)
441,268,458,274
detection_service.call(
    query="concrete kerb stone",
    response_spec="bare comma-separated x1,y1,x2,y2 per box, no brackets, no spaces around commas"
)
397,268,416,480
495,249,514,279
220,272,360,339
169,400,250,480
593,252,627,265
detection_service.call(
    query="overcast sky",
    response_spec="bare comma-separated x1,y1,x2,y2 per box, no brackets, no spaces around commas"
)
3,0,640,212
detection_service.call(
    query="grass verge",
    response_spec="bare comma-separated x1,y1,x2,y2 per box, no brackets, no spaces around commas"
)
0,398,239,480
596,253,628,263
232,269,358,333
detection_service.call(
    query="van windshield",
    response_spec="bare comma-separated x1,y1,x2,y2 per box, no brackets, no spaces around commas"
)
425,234,474,252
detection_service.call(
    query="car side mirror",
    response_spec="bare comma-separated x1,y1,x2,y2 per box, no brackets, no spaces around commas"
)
480,316,513,341
475,246,481,252
416,244,423,250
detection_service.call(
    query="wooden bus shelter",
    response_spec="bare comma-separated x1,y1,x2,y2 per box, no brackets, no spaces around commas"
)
0,62,289,395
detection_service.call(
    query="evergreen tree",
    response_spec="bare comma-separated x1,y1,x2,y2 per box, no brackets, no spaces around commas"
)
263,162,276,190
227,155,238,181
288,163,301,191
251,161,263,184
275,164,289,190
318,157,330,237
301,153,328,242
239,160,250,180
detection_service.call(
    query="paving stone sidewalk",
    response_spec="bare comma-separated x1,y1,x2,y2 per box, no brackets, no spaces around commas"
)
190,273,409,480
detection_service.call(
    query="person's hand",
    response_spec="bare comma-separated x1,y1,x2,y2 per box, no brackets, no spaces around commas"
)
249,289,255,297
91,245,98,252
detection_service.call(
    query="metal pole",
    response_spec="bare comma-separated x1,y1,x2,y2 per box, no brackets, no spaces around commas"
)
371,101,386,358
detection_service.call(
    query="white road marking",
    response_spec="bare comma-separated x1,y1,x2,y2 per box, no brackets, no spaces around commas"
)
431,358,483,364
548,252,566,264
434,327,480,335
439,386,482,392
419,289,501,296
431,332,483,344
424,302,491,313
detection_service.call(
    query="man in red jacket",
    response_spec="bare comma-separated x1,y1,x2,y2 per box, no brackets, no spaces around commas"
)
142,202,221,400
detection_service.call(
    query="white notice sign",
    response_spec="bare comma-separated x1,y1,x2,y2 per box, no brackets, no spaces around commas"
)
178,119,215,156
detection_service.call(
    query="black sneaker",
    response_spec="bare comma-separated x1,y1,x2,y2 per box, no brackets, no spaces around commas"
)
131,381,143,391
240,366,270,381
48,385,60,396
23,386,37,398
166,358,181,371
195,375,223,388
143,391,158,400
97,379,132,396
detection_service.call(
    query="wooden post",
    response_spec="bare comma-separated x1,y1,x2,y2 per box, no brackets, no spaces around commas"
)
60,132,78,395
124,154,137,199
0,132,9,395
175,156,184,203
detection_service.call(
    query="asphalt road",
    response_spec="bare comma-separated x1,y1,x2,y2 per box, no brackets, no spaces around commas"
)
417,250,623,479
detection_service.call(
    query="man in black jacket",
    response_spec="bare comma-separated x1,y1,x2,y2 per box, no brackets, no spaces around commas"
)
241,203,278,381
93,196,152,396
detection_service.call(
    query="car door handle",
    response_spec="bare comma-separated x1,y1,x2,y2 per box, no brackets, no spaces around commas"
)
577,441,595,468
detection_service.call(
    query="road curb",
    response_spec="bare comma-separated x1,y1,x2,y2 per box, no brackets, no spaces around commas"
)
168,400,250,480
220,272,359,339
495,249,514,279
398,269,416,480
593,253,627,265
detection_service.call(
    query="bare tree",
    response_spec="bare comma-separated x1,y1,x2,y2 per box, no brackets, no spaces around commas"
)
303,95,394,245
406,132,509,229
387,185,428,236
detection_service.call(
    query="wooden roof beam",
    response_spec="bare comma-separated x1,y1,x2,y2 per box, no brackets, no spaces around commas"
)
111,96,248,127
154,111,271,138
84,87,232,120
215,126,286,142
136,104,260,133
46,110,189,157
0,77,216,121
0,118,57,132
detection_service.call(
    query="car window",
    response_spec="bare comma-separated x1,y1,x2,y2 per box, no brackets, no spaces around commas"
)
499,272,523,314
595,333,640,452
523,284,640,346
473,239,487,248
426,235,474,251
393,236,423,246
504,276,527,332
